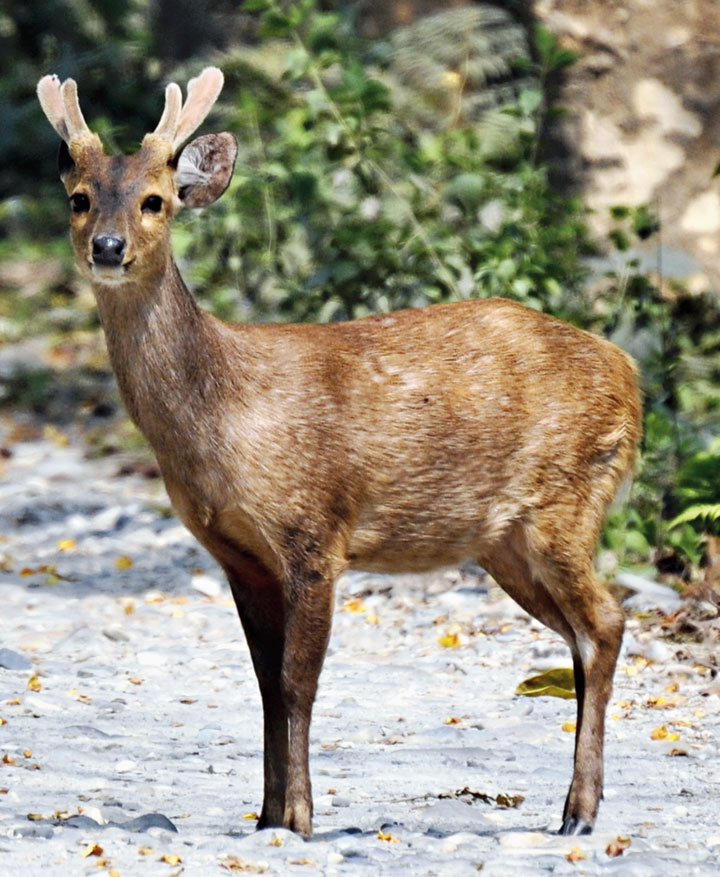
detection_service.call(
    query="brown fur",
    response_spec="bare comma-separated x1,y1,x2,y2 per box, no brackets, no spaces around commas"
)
39,72,642,838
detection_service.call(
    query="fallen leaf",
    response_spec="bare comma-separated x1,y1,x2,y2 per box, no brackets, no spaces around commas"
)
44,425,69,447
377,830,399,843
561,720,577,732
269,835,283,847
342,598,366,613
242,812,260,820
115,556,133,571
58,539,76,551
26,676,42,692
289,859,315,866
365,611,380,624
0,718,6,725
160,853,182,864
26,813,44,821
515,668,576,699
220,855,268,873
0,788,8,794
23,749,32,758
669,747,688,756
138,846,154,855
81,842,104,858
77,694,92,704
444,716,463,725
606,836,631,857
128,678,143,686
566,846,587,862
650,725,680,741
6,699,21,706
437,632,460,648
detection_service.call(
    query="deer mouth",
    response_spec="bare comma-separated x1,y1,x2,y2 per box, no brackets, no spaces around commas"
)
88,259,135,284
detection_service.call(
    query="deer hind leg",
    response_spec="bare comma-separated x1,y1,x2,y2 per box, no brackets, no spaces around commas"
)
524,514,624,836
481,520,623,835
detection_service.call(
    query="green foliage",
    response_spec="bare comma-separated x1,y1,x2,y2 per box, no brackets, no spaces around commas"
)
182,1,590,323
595,208,720,571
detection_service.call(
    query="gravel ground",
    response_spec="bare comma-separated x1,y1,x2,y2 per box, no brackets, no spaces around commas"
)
1,429,720,876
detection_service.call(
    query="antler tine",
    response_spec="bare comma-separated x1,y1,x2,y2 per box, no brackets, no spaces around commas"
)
172,66,224,151
60,78,93,142
37,75,70,143
153,82,183,141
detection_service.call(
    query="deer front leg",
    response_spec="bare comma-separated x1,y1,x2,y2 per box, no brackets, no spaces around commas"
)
225,565,289,828
279,569,336,837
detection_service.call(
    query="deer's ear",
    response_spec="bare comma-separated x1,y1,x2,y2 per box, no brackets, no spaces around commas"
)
58,140,75,180
173,132,237,208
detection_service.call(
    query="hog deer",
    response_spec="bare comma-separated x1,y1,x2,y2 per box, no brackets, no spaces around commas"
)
37,67,642,837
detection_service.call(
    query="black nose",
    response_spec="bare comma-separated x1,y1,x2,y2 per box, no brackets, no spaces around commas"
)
92,234,126,267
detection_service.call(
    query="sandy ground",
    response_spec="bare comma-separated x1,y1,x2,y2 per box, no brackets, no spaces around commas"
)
1,432,720,876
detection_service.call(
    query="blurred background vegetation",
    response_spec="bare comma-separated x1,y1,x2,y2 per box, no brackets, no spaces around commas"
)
0,0,718,587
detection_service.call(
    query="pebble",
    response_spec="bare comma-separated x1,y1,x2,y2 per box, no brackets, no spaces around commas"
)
1,434,719,875
0,647,32,670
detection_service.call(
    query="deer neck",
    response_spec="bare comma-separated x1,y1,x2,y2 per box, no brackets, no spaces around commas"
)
93,257,229,456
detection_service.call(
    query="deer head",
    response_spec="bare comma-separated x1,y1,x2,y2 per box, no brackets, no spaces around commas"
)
36,68,237,288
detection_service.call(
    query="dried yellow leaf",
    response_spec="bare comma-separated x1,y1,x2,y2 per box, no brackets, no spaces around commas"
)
342,598,366,613
437,632,460,648
365,611,379,625
23,749,32,758
665,681,679,693
0,718,6,725
561,720,577,733
377,830,399,843
695,708,706,718
145,591,166,603
27,675,42,692
44,425,69,447
6,699,21,706
269,835,283,847
81,842,104,858
289,859,315,866
128,677,143,686
138,846,154,855
160,853,182,864
444,716,462,725
242,812,260,820
566,846,587,862
108,869,121,877
669,747,688,756
124,602,135,615
77,694,92,704
2,754,15,764
95,857,108,867
45,573,61,585
58,539,76,551
26,813,44,821
650,725,679,741
115,556,133,570
606,836,631,857
20,568,37,577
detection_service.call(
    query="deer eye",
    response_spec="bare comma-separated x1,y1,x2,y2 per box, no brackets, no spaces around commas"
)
69,193,90,214
142,195,163,213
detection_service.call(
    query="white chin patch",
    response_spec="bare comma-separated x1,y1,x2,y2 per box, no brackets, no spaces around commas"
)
90,264,130,286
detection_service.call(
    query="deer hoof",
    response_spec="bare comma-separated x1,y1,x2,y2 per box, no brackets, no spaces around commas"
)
559,816,594,836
